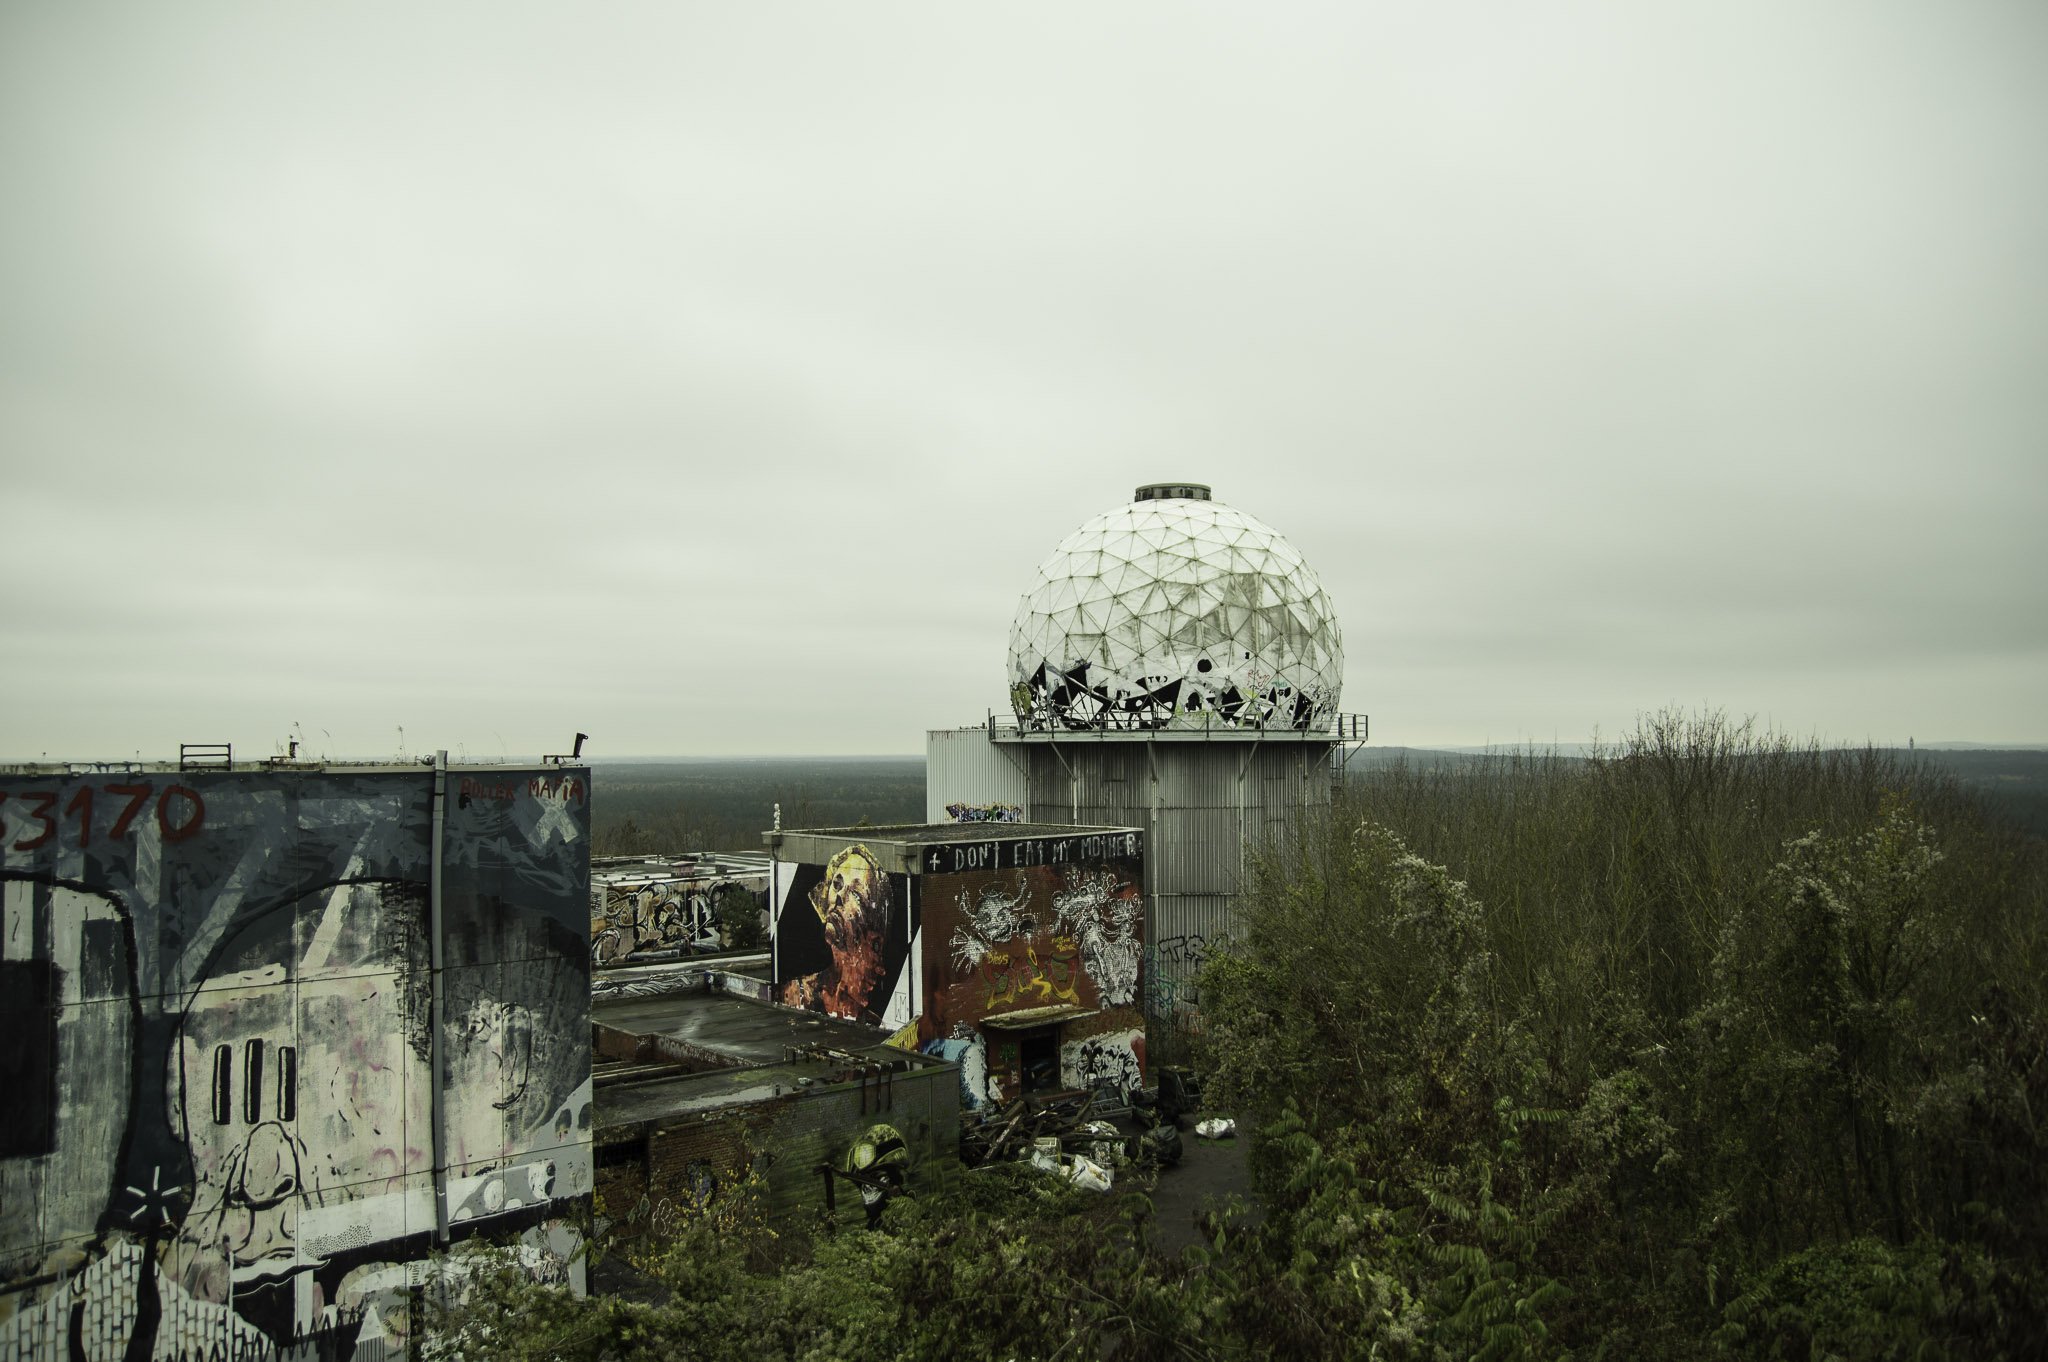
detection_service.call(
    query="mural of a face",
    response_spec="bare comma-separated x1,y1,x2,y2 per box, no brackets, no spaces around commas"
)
170,970,316,1294
813,846,889,955
844,1122,908,1228
777,845,900,1024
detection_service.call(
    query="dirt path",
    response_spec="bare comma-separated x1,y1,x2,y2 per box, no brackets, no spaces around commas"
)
1126,1111,1265,1258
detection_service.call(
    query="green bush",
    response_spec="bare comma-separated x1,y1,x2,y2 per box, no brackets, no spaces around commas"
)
1200,711,2047,1358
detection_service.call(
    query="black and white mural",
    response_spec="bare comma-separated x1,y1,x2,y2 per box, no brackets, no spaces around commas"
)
0,766,592,1361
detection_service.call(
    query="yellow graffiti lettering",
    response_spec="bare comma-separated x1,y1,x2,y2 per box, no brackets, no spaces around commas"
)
1018,946,1081,1004
979,954,1020,1007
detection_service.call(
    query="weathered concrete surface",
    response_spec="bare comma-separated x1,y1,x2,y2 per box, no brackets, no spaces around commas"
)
594,986,889,1067
1133,1110,1263,1259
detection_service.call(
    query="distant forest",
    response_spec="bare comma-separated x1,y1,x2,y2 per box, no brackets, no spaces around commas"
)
588,747,2048,855
1354,745,2048,842
1901,747,2048,840
589,758,926,855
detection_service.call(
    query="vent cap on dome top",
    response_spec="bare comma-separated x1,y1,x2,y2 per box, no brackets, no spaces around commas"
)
1133,482,1211,503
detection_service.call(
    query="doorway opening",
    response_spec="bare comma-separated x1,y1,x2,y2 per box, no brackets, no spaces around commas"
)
1019,1027,1060,1093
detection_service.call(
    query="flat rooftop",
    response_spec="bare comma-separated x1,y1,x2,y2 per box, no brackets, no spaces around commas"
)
592,850,773,884
591,956,769,997
764,822,1144,876
591,987,944,1131
0,758,582,776
978,713,1368,744
599,1059,842,1127
771,822,1129,847
593,987,892,1067
992,726,1346,744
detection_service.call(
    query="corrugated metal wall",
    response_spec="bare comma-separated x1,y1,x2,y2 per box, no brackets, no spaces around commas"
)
924,728,1031,821
1018,738,1335,1052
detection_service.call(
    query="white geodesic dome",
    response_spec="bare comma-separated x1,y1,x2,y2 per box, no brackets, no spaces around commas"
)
1008,484,1343,731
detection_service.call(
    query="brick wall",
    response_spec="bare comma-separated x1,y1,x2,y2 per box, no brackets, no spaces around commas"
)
597,1058,960,1243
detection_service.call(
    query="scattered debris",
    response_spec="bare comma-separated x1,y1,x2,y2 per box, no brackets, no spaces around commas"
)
1079,1119,1124,1167
1136,1121,1182,1169
958,1084,1218,1182
1031,1147,1115,1192
963,1090,1127,1166
1130,1065,1201,1129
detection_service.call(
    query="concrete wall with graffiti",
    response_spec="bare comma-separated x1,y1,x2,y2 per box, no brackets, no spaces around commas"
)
591,857,770,968
1143,928,1217,1035
917,831,1146,1107
0,764,593,1361
771,846,918,1029
943,803,1023,824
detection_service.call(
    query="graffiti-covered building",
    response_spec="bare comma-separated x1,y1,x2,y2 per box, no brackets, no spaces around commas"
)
929,482,1367,1047
590,851,771,968
0,757,593,1361
765,823,1146,1108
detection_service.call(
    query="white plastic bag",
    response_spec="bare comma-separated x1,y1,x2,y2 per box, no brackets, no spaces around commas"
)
1194,1117,1237,1139
1030,1148,1115,1192
1066,1155,1114,1193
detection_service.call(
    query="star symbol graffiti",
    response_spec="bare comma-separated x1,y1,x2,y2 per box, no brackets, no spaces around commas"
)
121,1166,188,1228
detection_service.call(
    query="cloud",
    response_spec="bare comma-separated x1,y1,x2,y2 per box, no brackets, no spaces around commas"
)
3,2,2043,757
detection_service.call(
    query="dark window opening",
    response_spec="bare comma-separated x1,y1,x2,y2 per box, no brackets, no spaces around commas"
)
595,1139,644,1170
0,959,58,1157
211,1044,233,1125
277,1045,296,1122
243,1038,265,1125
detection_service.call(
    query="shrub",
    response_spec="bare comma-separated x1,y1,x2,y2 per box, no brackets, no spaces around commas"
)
1201,712,2046,1357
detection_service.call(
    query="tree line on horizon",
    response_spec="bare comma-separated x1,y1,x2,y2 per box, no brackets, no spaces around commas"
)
584,744,2048,857
589,758,926,856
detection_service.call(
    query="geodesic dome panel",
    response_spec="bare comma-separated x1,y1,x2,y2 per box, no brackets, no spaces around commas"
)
1008,489,1343,731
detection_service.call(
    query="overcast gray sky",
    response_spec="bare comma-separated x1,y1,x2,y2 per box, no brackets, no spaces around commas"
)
4,2,2043,760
